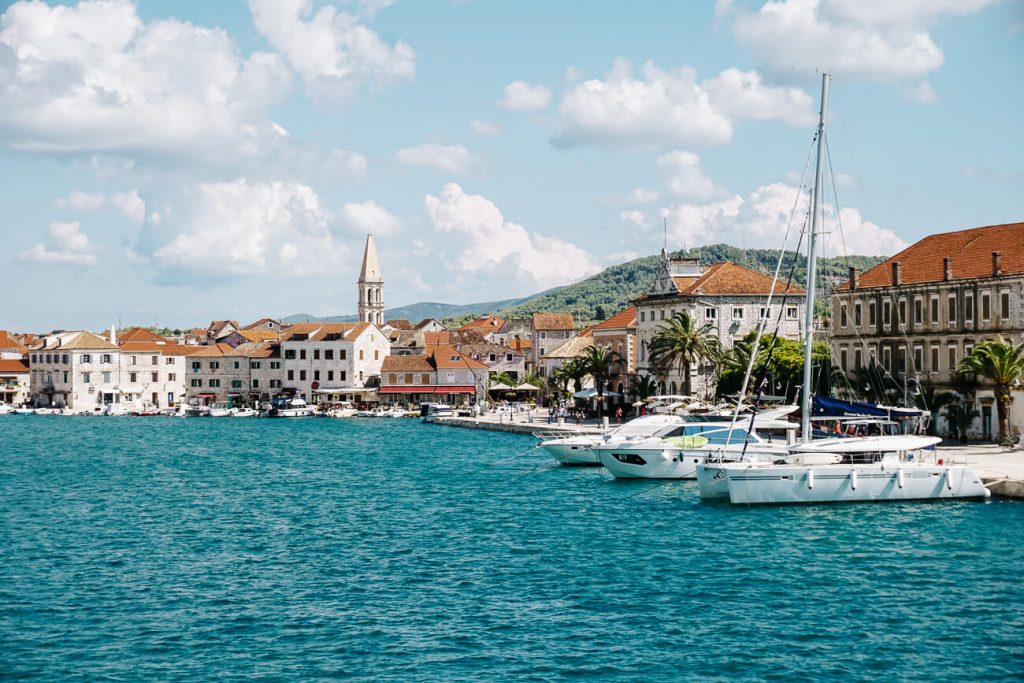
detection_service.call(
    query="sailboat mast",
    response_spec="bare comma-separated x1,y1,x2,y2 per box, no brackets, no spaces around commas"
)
801,73,831,444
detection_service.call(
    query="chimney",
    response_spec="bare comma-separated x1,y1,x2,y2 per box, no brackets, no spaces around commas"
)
110,324,117,346
849,266,859,291
943,257,953,281
993,251,1002,276
891,261,902,286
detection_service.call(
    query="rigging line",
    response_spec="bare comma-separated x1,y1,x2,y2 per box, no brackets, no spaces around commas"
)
732,212,812,463
825,135,922,409
724,132,819,448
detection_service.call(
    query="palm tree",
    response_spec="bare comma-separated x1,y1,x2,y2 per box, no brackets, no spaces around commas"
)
955,336,1024,446
647,311,721,397
631,374,658,402
579,345,621,420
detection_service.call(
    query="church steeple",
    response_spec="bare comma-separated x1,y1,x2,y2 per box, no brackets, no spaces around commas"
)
358,234,384,326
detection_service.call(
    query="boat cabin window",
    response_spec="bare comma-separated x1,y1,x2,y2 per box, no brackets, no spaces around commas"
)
661,424,756,444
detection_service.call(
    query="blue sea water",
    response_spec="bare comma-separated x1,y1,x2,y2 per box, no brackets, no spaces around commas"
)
1,416,1022,682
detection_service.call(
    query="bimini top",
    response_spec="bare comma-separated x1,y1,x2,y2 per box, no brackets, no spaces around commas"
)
790,435,941,453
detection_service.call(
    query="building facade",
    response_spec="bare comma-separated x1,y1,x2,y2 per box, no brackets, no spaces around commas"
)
531,312,576,376
831,222,1024,441
636,253,805,398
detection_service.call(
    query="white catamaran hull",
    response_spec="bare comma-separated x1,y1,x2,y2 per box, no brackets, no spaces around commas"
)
700,462,989,504
597,445,783,480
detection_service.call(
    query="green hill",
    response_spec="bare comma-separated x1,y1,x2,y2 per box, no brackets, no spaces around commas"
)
495,244,885,323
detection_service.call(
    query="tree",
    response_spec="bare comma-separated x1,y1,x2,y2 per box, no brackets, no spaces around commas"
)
579,345,620,419
956,336,1024,446
549,358,587,399
647,311,721,397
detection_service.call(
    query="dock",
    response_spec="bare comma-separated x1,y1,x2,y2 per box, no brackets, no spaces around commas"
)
432,412,1024,499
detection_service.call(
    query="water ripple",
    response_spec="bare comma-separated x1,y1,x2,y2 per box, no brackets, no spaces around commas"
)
1,416,1023,681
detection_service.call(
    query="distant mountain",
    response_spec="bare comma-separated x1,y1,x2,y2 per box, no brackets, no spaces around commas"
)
282,295,538,326
285,245,886,327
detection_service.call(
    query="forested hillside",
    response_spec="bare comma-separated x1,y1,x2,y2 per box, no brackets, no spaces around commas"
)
495,244,885,323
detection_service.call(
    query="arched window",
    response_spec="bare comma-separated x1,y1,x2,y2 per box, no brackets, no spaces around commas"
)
669,381,677,394
367,290,372,305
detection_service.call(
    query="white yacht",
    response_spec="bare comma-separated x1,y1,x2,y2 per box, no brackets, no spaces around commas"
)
232,408,259,418
538,414,684,466
593,419,794,479
694,74,989,506
696,435,989,503
182,403,210,417
265,397,315,418
422,403,455,422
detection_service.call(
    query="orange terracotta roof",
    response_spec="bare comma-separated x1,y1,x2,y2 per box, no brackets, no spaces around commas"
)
385,319,414,330
839,221,1024,290
508,338,533,351
595,306,637,330
187,343,234,357
116,328,166,342
0,359,29,373
668,262,805,296
458,315,505,332
45,331,117,350
532,312,575,330
577,325,595,337
238,329,280,342
431,346,489,370
232,342,276,357
381,355,434,372
0,330,28,353
423,331,451,347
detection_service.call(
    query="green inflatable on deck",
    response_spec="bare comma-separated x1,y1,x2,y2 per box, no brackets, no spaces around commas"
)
663,435,709,449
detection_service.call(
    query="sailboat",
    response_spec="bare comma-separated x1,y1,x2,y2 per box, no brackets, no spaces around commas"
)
695,74,989,504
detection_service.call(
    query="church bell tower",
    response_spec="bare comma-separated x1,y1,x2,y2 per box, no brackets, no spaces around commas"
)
358,233,384,326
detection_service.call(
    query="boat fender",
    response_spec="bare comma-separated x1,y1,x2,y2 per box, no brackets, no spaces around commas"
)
807,469,815,489
945,469,953,491
896,468,905,489
850,469,858,491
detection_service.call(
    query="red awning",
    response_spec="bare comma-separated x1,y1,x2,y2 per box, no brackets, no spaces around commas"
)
378,386,476,394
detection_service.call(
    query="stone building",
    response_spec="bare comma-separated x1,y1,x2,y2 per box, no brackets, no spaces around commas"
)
29,330,120,410
379,346,489,406
831,221,1024,441
531,312,576,376
0,330,30,407
636,252,805,398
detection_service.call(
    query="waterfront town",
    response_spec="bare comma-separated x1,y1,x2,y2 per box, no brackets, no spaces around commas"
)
3,222,1023,445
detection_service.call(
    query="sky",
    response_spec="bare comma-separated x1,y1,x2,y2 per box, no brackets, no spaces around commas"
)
1,0,1022,331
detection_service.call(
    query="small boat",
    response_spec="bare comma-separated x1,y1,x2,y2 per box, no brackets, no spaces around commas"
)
232,408,259,418
183,404,210,417
326,402,358,418
0,402,14,415
207,402,234,417
264,397,315,418
422,403,455,422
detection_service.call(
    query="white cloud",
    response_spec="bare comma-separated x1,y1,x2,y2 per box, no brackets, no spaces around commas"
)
111,191,146,225
628,188,660,204
554,60,731,148
248,0,414,103
56,191,105,211
358,0,397,18
21,221,97,265
339,200,401,235
152,179,348,278
424,183,601,295
325,148,369,180
396,143,475,174
661,181,906,257
553,60,814,149
731,0,996,87
702,68,816,126
0,0,292,160
620,210,649,229
499,80,552,111
658,151,721,200
470,120,501,136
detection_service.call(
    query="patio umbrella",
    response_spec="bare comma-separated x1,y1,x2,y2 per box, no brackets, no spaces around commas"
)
512,382,539,391
488,383,512,391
